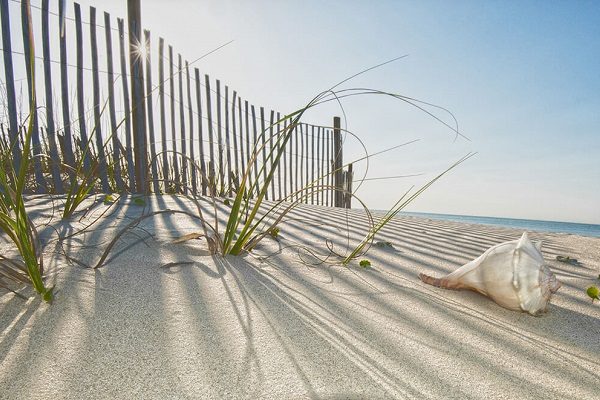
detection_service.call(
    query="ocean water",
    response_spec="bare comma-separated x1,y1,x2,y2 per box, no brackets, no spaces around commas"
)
399,212,600,238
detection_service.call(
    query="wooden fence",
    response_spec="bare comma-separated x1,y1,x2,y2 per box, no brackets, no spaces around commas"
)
0,0,353,207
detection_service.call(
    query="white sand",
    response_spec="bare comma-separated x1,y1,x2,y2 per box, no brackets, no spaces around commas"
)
1,195,599,399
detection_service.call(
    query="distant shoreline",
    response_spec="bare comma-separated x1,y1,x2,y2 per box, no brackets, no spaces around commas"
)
398,211,600,238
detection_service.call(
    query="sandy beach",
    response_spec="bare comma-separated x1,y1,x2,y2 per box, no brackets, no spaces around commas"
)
1,195,599,399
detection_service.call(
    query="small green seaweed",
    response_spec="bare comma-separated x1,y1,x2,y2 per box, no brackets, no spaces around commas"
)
268,227,280,239
103,194,114,205
132,197,145,206
359,259,371,268
587,286,599,303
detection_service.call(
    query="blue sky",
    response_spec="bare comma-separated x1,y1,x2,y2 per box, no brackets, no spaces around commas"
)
4,0,600,223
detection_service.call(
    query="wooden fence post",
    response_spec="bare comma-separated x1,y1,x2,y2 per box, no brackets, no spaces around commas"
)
345,163,353,208
333,116,343,207
0,0,22,174
21,0,46,192
41,0,63,192
104,11,124,191
127,0,147,193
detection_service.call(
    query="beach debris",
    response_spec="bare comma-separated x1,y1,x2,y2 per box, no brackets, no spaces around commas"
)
161,261,195,269
171,232,205,244
419,232,561,316
103,194,114,205
268,227,280,239
374,241,395,249
132,196,145,206
556,255,581,266
587,286,599,303
359,259,371,268
223,198,231,206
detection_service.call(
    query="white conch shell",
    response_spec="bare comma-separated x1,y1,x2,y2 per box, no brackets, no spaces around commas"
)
419,232,561,315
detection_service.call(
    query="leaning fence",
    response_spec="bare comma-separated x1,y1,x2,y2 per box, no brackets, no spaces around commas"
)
0,0,353,207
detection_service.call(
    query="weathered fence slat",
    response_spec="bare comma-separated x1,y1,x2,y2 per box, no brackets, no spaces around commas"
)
231,91,239,187
326,129,331,207
216,80,224,191
22,0,46,191
127,0,147,193
243,100,250,191
90,6,110,192
269,110,275,200
276,112,282,200
177,54,187,193
41,0,62,192
237,96,245,184
294,122,299,200
58,0,74,171
185,61,196,194
333,117,343,207
168,45,180,191
316,125,321,205
225,86,232,196
282,117,288,200
259,107,267,200
311,125,316,204
1,0,22,173
74,3,91,175
251,105,260,197
144,29,160,193
194,68,206,195
158,38,169,191
104,11,123,191
300,124,305,200
204,74,215,186
306,124,311,200
118,17,135,190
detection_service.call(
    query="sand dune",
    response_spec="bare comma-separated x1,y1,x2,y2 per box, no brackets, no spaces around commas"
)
1,195,599,399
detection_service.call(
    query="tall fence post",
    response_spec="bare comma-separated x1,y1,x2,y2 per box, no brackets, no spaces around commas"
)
128,0,147,193
0,0,22,174
345,163,353,208
333,116,343,207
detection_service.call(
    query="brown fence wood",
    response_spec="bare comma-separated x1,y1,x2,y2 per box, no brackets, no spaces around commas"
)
231,91,239,183
269,109,275,200
259,107,267,200
216,80,224,190
158,37,169,191
104,11,124,191
127,0,147,193
177,54,187,193
58,0,74,170
316,126,321,205
194,68,206,195
276,112,282,200
168,45,180,190
144,29,160,193
251,105,260,198
74,3,90,174
90,6,110,192
22,0,45,191
225,86,232,195
282,117,288,199
118,17,135,190
204,74,215,185
0,0,22,173
333,117,343,207
326,129,331,206
41,0,62,192
185,61,196,194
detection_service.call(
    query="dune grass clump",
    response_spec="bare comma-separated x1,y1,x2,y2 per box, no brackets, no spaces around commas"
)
0,25,53,301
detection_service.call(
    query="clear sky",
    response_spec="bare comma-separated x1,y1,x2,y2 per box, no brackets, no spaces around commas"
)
5,0,600,223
